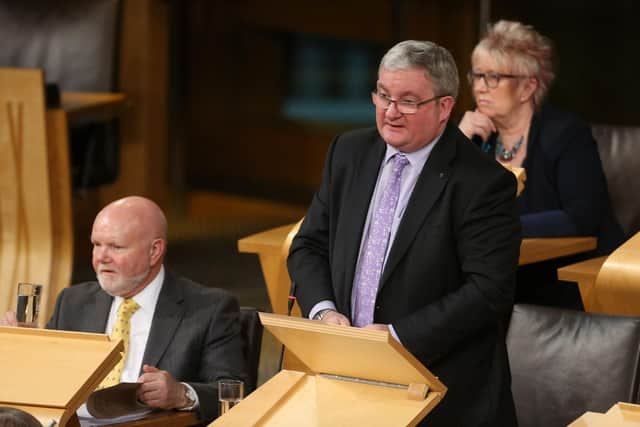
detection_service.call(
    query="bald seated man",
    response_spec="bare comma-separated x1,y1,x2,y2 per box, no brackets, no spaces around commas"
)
2,196,247,423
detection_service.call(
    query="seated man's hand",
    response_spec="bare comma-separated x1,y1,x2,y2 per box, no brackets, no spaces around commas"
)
0,311,18,327
322,310,351,326
137,364,188,409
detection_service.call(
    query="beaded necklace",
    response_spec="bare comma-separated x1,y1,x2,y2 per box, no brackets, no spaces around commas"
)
495,135,524,161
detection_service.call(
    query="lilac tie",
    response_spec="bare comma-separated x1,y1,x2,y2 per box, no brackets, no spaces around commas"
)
353,153,410,327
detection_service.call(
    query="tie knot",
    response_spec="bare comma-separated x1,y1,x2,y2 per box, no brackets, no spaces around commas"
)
118,298,140,319
393,153,410,173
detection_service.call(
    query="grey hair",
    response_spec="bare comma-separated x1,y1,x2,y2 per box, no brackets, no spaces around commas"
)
379,40,459,99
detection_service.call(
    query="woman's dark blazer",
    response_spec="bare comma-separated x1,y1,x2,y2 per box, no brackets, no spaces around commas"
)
477,104,624,255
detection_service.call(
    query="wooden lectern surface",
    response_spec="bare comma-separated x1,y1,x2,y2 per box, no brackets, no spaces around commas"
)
0,326,122,426
261,314,443,389
569,402,640,426
212,314,445,426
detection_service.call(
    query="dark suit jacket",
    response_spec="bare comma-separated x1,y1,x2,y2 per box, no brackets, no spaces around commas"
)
476,104,624,255
288,123,521,426
46,270,247,423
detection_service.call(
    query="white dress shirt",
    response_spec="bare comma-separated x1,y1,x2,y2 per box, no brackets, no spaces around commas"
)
105,266,164,383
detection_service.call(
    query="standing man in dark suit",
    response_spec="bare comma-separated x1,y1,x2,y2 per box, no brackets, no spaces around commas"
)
3,196,246,423
288,40,521,426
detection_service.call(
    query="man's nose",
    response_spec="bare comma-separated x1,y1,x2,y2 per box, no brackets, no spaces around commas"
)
94,246,111,262
385,101,402,118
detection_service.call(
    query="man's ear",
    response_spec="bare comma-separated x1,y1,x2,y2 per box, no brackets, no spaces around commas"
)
149,238,165,265
438,96,456,123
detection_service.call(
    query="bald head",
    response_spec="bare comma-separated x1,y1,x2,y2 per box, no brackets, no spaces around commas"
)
91,196,168,298
96,196,168,241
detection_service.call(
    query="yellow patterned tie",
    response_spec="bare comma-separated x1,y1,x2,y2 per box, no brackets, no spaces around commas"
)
99,298,140,388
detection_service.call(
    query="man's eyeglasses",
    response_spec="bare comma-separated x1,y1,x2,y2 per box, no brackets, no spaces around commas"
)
371,91,447,114
467,71,526,89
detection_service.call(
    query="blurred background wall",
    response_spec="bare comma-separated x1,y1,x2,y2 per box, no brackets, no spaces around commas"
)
170,0,638,207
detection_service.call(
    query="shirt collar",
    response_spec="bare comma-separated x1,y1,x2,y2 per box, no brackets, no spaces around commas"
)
383,129,444,167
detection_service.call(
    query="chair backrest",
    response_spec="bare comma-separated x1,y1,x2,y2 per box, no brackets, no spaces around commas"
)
0,0,123,190
0,0,121,92
238,307,263,394
507,304,640,427
592,124,640,237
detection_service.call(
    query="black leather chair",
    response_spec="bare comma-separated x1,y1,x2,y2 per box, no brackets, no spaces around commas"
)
592,124,640,238
507,304,640,427
239,307,263,395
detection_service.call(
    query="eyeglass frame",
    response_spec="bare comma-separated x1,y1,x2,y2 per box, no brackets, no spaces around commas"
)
371,90,449,115
467,71,527,89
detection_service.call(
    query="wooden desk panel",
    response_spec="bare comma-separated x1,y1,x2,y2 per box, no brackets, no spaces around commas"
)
61,91,126,123
518,237,597,266
102,411,199,427
557,256,607,312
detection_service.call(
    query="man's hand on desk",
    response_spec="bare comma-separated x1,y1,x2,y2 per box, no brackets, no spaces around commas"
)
0,311,18,327
318,310,351,326
137,365,189,410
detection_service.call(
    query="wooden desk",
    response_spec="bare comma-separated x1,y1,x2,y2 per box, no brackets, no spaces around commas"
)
61,91,126,123
18,409,199,427
238,223,300,316
557,256,607,312
239,222,598,315
518,237,597,266
569,402,640,426
238,224,295,258
100,411,199,427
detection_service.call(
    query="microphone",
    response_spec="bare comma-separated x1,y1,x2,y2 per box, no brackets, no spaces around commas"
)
286,280,297,316
279,280,297,370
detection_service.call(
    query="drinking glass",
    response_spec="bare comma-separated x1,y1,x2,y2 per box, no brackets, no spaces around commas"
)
16,283,42,327
218,379,244,416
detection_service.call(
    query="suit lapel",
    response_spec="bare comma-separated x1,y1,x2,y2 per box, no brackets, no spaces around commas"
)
338,134,386,313
379,125,457,288
141,272,185,368
85,287,113,333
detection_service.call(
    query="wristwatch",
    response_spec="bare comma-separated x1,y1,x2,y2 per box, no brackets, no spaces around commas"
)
313,309,334,321
183,384,196,408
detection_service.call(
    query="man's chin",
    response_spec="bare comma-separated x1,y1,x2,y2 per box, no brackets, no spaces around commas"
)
382,132,407,147
96,276,123,297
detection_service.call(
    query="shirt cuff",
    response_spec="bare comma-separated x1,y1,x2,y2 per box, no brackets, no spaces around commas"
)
178,382,199,411
309,300,337,320
388,325,402,344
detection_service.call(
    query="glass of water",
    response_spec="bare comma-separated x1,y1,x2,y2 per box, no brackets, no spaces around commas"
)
218,379,244,416
16,283,42,327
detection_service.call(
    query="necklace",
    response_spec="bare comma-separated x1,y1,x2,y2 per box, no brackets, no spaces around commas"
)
495,135,524,161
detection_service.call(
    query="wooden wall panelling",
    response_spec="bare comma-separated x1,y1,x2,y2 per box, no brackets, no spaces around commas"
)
99,0,170,208
0,68,54,327
183,0,480,203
